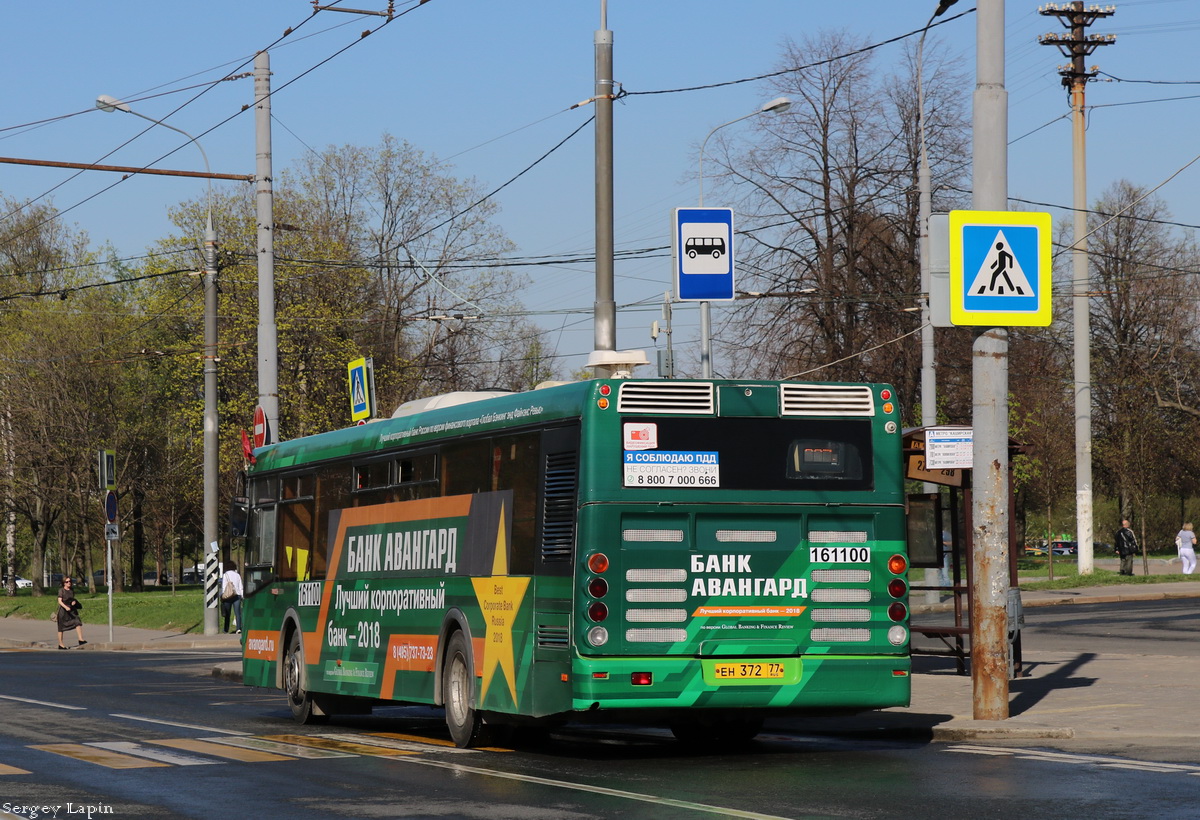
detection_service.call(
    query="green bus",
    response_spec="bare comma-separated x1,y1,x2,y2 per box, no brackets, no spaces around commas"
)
238,378,911,747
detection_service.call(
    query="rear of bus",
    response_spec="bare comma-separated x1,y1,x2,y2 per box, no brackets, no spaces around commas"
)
568,380,909,737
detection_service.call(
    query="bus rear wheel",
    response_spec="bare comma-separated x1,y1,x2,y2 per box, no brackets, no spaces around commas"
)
285,631,326,724
443,631,484,748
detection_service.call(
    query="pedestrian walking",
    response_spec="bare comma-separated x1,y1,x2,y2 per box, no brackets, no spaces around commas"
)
55,576,87,649
220,559,244,634
1116,519,1139,576
1176,523,1197,575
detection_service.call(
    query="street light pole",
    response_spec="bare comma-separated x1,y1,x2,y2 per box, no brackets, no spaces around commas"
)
254,51,279,445
917,0,958,603
96,95,221,636
593,0,616,377
969,0,1010,721
917,0,956,442
697,96,790,378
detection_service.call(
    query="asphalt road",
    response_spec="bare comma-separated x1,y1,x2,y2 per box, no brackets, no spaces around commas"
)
4,625,1200,820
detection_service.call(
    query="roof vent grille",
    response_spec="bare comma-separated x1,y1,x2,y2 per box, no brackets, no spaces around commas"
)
617,382,714,414
781,384,875,417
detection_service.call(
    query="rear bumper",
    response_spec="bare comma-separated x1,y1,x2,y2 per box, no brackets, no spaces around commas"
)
569,654,910,712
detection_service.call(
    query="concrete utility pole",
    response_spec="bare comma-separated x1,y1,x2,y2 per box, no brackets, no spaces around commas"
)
255,51,280,445
1039,2,1116,577
970,0,1010,721
593,0,616,376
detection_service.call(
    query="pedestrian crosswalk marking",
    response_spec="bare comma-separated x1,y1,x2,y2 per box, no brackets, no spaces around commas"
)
31,743,170,769
366,730,474,751
89,741,220,766
202,735,354,759
150,738,293,763
24,729,489,772
259,733,418,757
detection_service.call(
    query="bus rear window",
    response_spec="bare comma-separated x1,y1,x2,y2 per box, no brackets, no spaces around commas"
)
622,417,872,491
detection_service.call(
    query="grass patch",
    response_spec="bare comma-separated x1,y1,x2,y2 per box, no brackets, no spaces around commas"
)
0,587,206,633
1019,567,1192,591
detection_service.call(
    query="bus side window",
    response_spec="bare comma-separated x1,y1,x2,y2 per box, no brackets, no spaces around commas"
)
312,466,351,579
442,440,491,496
245,476,277,594
278,473,315,582
493,434,539,575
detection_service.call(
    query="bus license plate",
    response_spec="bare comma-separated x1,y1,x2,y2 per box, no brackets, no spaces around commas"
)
712,662,786,680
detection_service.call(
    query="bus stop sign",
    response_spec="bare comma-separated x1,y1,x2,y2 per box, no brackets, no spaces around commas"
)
674,207,735,301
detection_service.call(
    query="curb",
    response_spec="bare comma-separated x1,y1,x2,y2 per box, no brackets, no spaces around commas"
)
212,662,243,683
929,721,1074,741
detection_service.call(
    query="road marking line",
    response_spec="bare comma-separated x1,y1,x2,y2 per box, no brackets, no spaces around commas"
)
366,730,463,750
1014,703,1141,715
31,743,169,769
108,713,248,735
202,736,355,759
89,741,220,766
149,738,292,763
951,745,1200,774
320,731,472,754
385,757,796,819
260,733,418,757
0,763,30,775
0,695,86,710
363,730,499,752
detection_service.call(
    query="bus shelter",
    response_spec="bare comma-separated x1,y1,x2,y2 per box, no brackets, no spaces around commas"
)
903,426,1026,677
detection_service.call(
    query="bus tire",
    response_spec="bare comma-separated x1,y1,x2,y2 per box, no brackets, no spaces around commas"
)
443,631,483,748
284,631,326,724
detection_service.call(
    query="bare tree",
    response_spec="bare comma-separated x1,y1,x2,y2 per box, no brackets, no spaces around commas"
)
716,31,969,424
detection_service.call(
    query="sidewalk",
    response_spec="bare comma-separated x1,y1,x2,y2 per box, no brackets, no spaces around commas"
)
0,617,241,652
4,579,1198,752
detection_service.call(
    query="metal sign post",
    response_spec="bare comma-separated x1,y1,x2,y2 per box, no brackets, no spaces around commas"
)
103,489,117,642
673,207,735,378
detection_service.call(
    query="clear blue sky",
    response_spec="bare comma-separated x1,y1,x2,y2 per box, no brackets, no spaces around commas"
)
3,1,1197,379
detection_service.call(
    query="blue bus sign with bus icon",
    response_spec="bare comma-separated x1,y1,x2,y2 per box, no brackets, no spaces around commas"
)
674,207,734,301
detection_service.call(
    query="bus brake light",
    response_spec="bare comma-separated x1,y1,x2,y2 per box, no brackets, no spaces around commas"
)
631,672,653,686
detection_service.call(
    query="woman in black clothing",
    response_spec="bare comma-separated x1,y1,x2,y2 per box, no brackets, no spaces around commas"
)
55,577,87,649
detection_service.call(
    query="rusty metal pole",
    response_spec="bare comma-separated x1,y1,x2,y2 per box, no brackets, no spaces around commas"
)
969,0,1009,721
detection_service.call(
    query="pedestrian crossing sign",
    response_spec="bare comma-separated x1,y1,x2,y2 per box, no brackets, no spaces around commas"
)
347,357,373,422
949,210,1052,327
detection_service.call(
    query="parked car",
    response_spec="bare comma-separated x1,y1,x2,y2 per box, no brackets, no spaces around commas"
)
1024,542,1048,556
1050,540,1078,556
2,575,32,589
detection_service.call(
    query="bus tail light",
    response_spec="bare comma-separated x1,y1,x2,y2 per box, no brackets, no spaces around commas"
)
631,672,653,686
588,601,609,622
888,554,908,575
887,578,907,598
588,553,610,573
887,602,908,622
588,577,609,598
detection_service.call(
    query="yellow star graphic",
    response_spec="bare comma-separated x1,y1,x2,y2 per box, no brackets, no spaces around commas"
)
470,504,530,708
